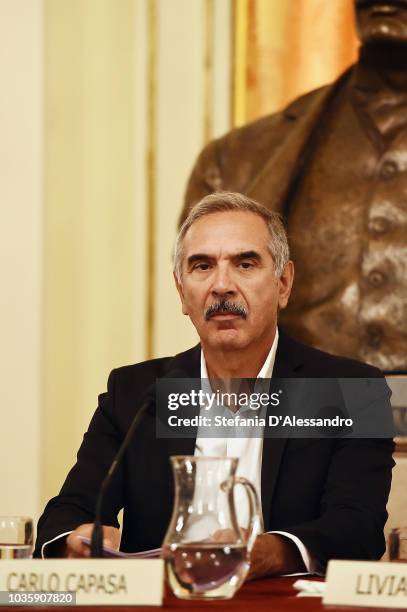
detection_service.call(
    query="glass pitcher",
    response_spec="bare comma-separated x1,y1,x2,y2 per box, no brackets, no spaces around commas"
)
162,456,261,600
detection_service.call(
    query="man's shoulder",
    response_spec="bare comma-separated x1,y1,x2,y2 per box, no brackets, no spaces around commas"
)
280,331,383,378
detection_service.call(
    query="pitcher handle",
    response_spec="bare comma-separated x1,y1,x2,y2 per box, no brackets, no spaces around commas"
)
232,476,262,552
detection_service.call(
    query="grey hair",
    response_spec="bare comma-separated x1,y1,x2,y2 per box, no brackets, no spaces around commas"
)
173,191,290,280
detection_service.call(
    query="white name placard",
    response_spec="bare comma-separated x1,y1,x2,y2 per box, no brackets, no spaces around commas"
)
324,560,407,609
0,559,164,606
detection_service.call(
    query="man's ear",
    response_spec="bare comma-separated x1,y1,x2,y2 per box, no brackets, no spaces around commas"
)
278,260,294,310
173,272,189,315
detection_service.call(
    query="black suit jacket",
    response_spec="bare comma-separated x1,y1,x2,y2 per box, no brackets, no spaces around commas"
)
34,331,394,570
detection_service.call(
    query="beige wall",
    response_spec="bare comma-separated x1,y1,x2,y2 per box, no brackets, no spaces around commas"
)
41,0,232,505
42,0,146,504
0,0,43,518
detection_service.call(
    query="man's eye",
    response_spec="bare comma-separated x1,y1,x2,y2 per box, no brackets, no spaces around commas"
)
193,263,210,271
239,261,254,269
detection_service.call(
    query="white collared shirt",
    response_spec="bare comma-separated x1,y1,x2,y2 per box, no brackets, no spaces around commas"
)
195,327,314,573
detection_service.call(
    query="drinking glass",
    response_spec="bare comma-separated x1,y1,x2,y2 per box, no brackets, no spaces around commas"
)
389,527,407,562
0,517,33,559
162,456,261,600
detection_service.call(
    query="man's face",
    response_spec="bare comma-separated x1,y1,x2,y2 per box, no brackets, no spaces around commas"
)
355,0,407,44
174,211,293,353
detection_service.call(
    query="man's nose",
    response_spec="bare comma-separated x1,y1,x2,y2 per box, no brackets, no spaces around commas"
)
210,264,236,297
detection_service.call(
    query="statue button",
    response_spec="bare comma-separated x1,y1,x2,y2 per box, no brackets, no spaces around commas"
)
367,269,387,288
368,216,390,235
366,325,383,348
379,160,398,180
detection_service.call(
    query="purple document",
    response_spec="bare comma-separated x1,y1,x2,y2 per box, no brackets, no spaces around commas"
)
78,536,161,559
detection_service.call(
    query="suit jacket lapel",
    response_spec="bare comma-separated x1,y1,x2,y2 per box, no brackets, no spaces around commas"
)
261,330,304,530
247,71,351,213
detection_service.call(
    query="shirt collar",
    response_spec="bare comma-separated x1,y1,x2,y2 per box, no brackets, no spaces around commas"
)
200,327,279,380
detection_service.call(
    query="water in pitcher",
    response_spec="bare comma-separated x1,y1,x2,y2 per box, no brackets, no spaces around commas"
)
163,542,250,599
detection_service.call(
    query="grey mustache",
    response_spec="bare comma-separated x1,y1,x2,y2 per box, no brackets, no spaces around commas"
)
205,300,248,320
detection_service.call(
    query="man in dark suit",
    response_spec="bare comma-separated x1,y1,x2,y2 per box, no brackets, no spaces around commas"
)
181,0,407,373
35,192,394,578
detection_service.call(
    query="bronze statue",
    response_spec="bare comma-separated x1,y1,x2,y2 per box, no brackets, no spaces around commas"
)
181,0,407,373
